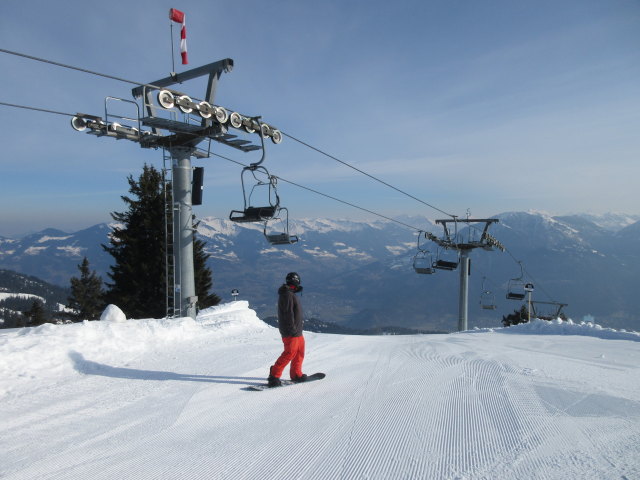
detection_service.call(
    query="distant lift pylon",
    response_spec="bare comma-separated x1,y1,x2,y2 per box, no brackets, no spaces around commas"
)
425,218,505,332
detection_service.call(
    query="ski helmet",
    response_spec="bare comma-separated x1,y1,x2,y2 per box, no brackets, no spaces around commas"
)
285,272,301,287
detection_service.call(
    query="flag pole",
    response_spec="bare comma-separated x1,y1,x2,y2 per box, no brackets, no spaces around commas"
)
170,20,176,74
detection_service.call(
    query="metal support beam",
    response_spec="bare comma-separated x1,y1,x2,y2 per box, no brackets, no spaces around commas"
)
132,59,233,98
171,146,197,319
458,250,470,332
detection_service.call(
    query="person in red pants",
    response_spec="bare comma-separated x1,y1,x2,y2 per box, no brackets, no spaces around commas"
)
268,272,308,387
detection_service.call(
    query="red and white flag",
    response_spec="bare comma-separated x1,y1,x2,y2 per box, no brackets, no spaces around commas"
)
169,8,188,65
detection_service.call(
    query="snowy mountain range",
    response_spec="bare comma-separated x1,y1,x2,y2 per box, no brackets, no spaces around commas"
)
0,211,639,332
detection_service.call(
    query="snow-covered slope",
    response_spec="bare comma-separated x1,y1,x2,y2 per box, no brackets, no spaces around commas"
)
1,303,638,479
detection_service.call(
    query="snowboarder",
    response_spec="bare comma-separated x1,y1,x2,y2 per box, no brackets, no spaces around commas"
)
268,272,308,387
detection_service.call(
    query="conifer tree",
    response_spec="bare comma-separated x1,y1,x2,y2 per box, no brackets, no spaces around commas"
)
194,234,221,309
501,304,530,327
103,164,167,319
103,164,219,319
24,299,47,326
67,257,105,321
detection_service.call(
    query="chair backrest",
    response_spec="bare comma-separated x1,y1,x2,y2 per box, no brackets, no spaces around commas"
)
434,259,458,270
229,206,277,223
266,233,299,245
506,292,525,300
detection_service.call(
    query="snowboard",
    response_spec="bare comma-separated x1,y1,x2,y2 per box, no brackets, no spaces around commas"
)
247,372,326,391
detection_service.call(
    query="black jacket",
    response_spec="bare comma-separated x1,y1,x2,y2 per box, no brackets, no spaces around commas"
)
277,284,304,337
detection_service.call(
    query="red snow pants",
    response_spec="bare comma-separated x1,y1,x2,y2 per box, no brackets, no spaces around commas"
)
270,336,305,380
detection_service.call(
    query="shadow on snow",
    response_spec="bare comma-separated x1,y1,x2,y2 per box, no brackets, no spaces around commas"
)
69,351,265,386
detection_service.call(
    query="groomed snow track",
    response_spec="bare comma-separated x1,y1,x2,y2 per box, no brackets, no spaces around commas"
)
1,304,638,479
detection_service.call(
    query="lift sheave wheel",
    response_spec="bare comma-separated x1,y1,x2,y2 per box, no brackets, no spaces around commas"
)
197,101,213,119
244,120,256,133
214,106,229,123
271,129,283,144
229,112,243,129
157,90,175,109
71,116,88,132
177,95,193,114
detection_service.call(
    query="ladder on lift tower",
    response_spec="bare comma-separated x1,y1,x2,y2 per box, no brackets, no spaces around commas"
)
163,150,180,318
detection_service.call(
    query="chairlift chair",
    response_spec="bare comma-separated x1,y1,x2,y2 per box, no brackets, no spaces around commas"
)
229,166,280,223
434,259,459,271
413,232,435,274
506,280,526,300
505,262,526,300
432,247,459,271
229,116,283,223
480,291,497,310
413,251,435,274
264,207,299,245
479,277,497,309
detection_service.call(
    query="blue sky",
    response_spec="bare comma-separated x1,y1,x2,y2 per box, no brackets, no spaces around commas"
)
1,0,639,236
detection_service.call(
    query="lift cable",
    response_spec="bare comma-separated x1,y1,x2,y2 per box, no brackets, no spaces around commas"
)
1,47,459,221
463,221,556,303
208,150,423,232
0,95,433,233
282,131,457,219
0,98,557,300
504,247,555,302
0,101,74,117
0,91,558,301
0,48,162,91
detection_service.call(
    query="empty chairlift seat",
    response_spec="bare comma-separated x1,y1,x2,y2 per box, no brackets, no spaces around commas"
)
506,291,526,301
265,232,299,245
480,289,497,310
229,205,278,223
263,207,298,245
433,259,458,271
413,255,435,274
229,165,280,224
506,278,526,300
413,232,436,274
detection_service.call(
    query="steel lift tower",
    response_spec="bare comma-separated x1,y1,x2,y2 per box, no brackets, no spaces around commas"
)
426,218,505,332
71,58,282,319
